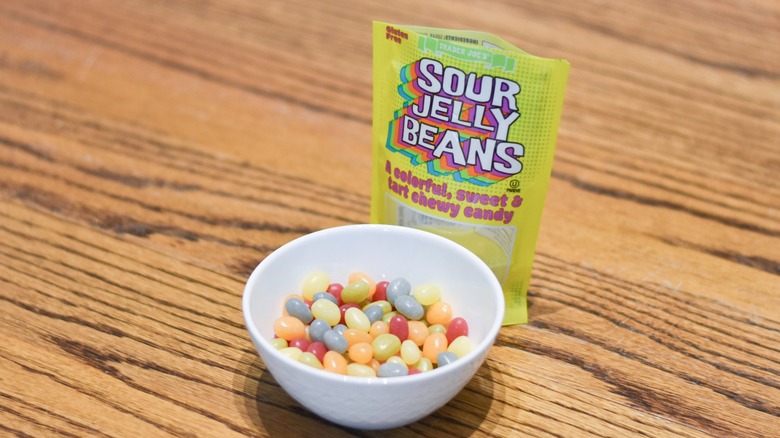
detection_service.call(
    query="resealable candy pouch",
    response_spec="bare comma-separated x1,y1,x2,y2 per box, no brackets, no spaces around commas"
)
370,21,569,325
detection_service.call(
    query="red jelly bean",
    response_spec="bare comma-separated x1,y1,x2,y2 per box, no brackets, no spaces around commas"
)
374,281,389,302
328,283,344,304
388,314,409,341
289,337,310,351
446,317,468,344
306,341,327,363
339,303,360,325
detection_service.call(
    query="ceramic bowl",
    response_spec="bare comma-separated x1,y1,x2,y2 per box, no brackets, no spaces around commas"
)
242,224,504,429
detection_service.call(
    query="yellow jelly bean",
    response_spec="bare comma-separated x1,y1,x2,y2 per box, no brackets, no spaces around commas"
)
348,342,374,364
349,272,377,297
407,321,429,346
426,301,453,325
311,298,340,326
279,347,302,360
428,323,447,335
447,336,474,358
382,311,399,325
273,316,306,341
301,271,330,301
400,340,422,365
344,307,371,332
270,338,288,350
369,321,390,338
415,357,433,372
347,363,377,377
423,333,448,364
341,280,370,303
413,284,441,306
372,334,401,361
298,352,323,369
322,350,348,375
385,356,407,368
363,300,392,314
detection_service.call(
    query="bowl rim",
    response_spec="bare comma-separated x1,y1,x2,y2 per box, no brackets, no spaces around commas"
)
242,223,505,385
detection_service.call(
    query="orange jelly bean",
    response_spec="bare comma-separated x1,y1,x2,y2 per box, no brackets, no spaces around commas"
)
322,350,348,374
407,321,429,346
422,333,448,364
426,301,453,325
348,342,374,364
369,320,390,338
273,316,305,341
343,329,373,347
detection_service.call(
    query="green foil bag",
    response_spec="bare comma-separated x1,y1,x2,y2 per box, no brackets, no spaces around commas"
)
370,22,569,325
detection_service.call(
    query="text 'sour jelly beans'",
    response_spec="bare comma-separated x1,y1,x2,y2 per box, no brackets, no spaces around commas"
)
271,272,472,378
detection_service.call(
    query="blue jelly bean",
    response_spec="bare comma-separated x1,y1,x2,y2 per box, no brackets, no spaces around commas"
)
285,297,313,324
313,292,338,305
309,319,331,343
333,324,348,335
323,329,348,354
437,351,459,367
377,362,408,378
394,295,424,320
364,304,384,324
386,277,411,306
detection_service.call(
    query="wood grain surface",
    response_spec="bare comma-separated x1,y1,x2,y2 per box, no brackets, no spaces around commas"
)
1,0,778,436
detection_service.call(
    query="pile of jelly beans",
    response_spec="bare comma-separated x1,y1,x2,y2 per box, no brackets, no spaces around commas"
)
271,271,472,378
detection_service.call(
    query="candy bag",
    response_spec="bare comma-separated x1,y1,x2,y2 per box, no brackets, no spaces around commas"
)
370,22,569,325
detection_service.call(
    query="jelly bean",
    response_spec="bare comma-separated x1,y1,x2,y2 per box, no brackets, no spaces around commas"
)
368,358,381,373
348,272,377,297
298,352,323,369
289,337,310,351
386,277,411,306
369,320,390,338
408,368,422,375
394,295,424,320
311,298,340,326
400,340,422,365
437,351,459,367
285,297,314,324
273,316,306,341
428,324,447,335
341,280,370,303
301,271,329,301
447,336,474,358
279,347,302,360
345,307,371,332
313,292,338,306
308,319,331,343
372,333,401,361
342,328,373,347
333,324,348,335
407,321,429,346
270,338,288,350
413,284,441,306
367,300,392,314
348,342,374,364
426,301,453,325
374,281,389,302
363,304,384,324
385,356,407,367
382,311,399,325
378,362,408,378
423,333,448,364
327,283,344,304
415,357,433,372
322,350,348,374
446,317,469,344
347,363,376,377
388,314,409,341
339,303,361,325
323,329,348,354
306,341,327,363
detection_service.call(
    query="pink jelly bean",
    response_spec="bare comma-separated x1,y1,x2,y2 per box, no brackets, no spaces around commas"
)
446,317,468,344
328,283,344,304
374,281,389,302
289,337,310,351
388,314,409,341
306,341,327,363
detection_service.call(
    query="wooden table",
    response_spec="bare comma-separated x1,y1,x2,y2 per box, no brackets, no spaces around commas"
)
1,0,778,436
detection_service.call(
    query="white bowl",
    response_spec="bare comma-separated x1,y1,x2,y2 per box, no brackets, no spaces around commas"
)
242,224,504,429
